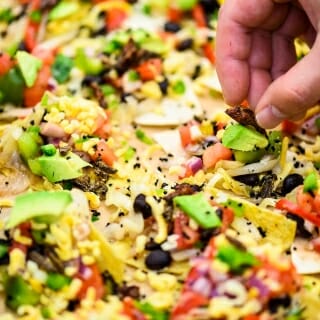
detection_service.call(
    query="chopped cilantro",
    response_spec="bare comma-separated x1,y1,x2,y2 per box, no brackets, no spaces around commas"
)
135,301,169,320
0,8,13,22
303,171,318,193
101,84,116,96
51,54,73,84
172,80,186,95
135,129,154,145
123,146,136,161
29,10,42,23
128,70,140,81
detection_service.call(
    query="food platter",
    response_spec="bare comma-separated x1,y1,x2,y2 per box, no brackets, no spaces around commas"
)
0,1,320,319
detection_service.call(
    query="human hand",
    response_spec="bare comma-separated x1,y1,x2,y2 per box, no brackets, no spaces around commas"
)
215,0,319,128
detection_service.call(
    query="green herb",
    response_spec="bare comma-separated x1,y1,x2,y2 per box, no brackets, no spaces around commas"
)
31,229,47,244
41,307,53,319
16,51,42,87
267,130,282,156
173,193,221,229
0,8,13,22
30,10,42,23
41,144,57,156
123,146,136,161
216,244,259,274
172,80,186,95
46,272,71,291
135,129,154,145
128,70,140,81
41,92,49,106
104,40,122,54
141,38,168,54
48,1,79,20
91,210,101,222
303,172,318,193
75,48,103,75
142,4,152,15
51,54,73,84
0,243,8,259
5,276,40,310
101,84,116,96
135,301,169,320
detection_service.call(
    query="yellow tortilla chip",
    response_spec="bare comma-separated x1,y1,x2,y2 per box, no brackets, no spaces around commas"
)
212,189,296,250
299,276,320,320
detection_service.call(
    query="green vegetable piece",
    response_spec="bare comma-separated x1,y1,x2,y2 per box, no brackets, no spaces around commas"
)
0,243,8,259
233,149,265,164
142,4,152,15
51,54,73,84
75,49,103,75
123,146,136,161
29,10,42,23
141,38,169,54
316,117,320,130
223,199,244,217
101,84,116,96
48,1,79,20
267,131,282,156
17,131,41,161
173,193,221,229
112,30,130,45
30,152,90,183
41,307,53,319
6,191,72,229
128,70,140,82
0,67,24,104
16,51,42,87
41,144,57,156
172,80,186,95
0,8,13,23
222,124,268,152
177,0,198,10
104,40,122,54
31,229,47,244
132,29,149,44
216,244,259,274
303,172,318,192
46,272,71,291
135,129,154,145
135,301,169,320
5,276,40,310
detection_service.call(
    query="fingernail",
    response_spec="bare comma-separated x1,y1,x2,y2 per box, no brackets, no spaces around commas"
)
256,105,286,129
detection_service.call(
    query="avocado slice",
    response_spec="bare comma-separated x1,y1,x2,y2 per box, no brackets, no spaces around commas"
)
222,124,268,151
234,149,265,164
30,152,90,183
6,191,72,229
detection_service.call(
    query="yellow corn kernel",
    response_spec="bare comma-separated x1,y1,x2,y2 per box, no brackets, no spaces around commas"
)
82,255,95,265
140,81,162,100
133,270,147,282
148,272,177,291
8,249,26,276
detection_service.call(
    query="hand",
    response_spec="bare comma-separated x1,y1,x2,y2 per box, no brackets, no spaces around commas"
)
215,0,320,128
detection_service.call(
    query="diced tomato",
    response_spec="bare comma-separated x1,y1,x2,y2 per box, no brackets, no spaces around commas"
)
171,291,208,319
221,207,234,232
276,198,320,227
9,242,28,254
136,58,162,81
202,42,215,64
76,263,105,300
23,65,51,107
241,99,250,108
179,125,192,148
0,53,15,76
192,4,207,28
202,142,233,169
105,8,127,31
281,120,299,135
242,315,261,320
122,297,147,320
296,187,314,212
94,113,111,139
312,237,320,253
174,213,199,249
9,222,32,254
92,140,117,166
32,47,56,66
24,20,40,52
167,7,184,22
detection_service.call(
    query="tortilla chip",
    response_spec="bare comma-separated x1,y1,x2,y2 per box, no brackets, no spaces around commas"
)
212,188,296,250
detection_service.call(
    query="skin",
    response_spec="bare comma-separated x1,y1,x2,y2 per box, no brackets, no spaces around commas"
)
215,0,320,128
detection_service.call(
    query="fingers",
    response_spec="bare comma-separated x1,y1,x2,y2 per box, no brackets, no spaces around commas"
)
256,34,320,128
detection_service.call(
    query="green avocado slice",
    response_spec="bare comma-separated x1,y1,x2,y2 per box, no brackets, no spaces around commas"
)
6,191,72,229
222,124,268,151
29,152,90,183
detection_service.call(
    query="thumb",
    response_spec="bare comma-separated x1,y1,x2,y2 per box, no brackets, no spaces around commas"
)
255,34,320,128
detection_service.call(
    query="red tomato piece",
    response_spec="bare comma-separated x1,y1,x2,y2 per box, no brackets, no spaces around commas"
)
23,65,51,107
202,142,233,169
76,263,105,300
178,125,192,148
92,140,117,167
281,120,299,135
106,8,127,31
192,4,207,28
202,42,215,64
136,58,162,81
0,53,14,76
167,7,184,22
174,213,199,249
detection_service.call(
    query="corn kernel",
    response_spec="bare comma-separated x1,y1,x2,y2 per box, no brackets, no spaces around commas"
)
140,81,162,100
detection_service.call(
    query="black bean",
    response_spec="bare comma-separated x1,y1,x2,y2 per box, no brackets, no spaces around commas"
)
281,173,304,195
145,240,162,251
176,38,194,51
199,0,219,11
145,249,172,270
158,78,169,95
133,194,152,219
234,173,260,187
268,295,291,314
164,21,181,33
